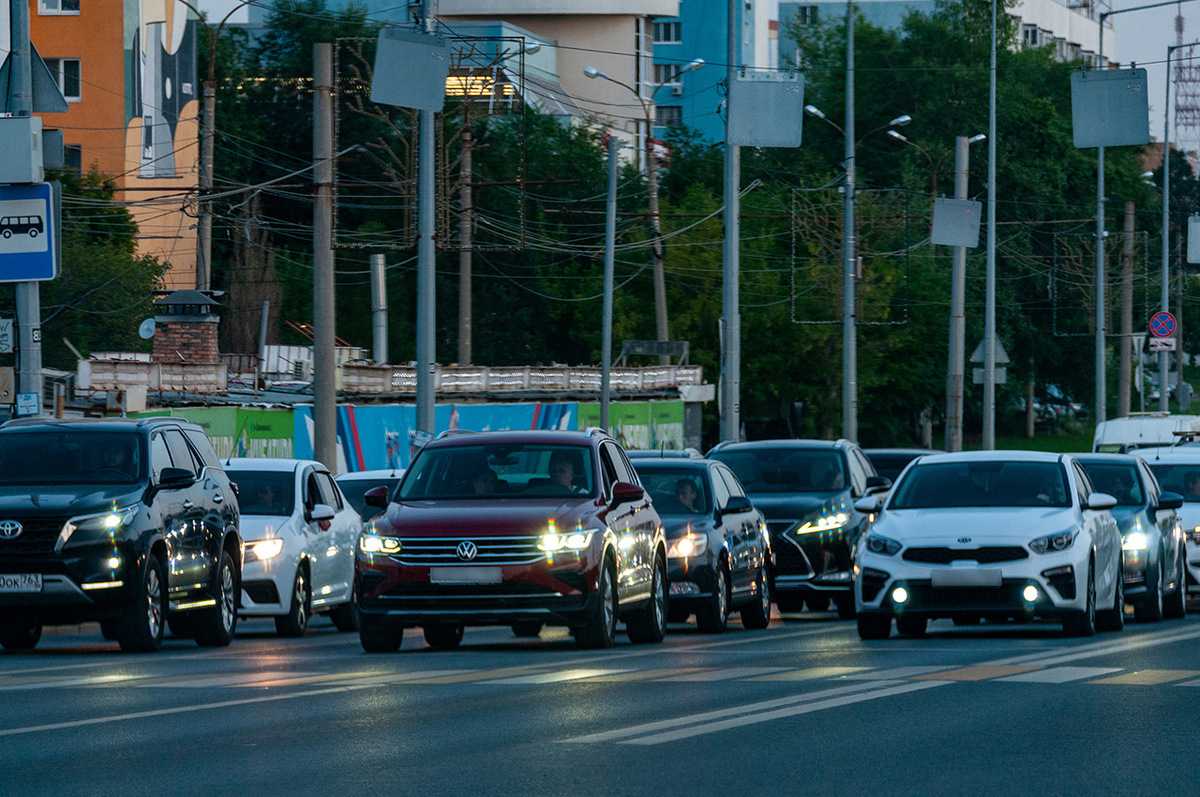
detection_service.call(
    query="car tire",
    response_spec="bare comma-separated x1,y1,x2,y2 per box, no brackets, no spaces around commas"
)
1134,557,1164,623
896,614,927,636
740,567,772,630
275,566,311,638
1164,549,1188,620
805,596,831,612
574,559,618,649
1096,565,1126,632
1063,560,1097,638
627,556,668,644
695,565,729,633
835,596,856,620
857,613,891,640
116,554,166,653
511,621,544,638
359,612,404,653
0,616,42,651
194,550,239,647
423,623,465,649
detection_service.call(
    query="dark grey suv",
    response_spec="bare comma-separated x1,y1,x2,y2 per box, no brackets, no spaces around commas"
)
0,418,242,652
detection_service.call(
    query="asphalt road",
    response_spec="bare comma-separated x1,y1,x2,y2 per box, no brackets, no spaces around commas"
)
3,608,1199,796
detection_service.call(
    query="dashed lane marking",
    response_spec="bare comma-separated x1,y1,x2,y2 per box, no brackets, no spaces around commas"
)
395,666,550,685
1086,669,1200,685
746,667,872,681
574,668,707,682
913,665,1040,681
995,667,1122,683
980,625,1200,668
656,667,792,682
847,665,959,680
484,669,634,685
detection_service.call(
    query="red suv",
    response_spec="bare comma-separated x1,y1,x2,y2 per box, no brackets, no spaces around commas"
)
355,429,667,650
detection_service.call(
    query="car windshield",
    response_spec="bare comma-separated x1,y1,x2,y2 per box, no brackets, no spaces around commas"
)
225,470,295,516
638,468,710,515
866,454,921,483
1146,463,1200,501
337,476,402,518
889,461,1071,509
711,448,845,493
398,443,595,500
1077,462,1144,507
0,430,145,485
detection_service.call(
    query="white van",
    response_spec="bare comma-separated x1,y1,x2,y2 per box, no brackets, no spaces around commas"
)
1092,413,1200,453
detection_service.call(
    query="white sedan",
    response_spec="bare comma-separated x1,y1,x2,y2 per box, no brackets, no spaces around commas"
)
1136,447,1200,596
854,451,1123,639
224,458,362,636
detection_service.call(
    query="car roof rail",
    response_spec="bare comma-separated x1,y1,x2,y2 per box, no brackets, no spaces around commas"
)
435,429,476,439
706,439,738,454
584,426,611,439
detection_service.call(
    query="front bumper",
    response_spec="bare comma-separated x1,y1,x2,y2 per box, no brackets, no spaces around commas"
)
856,546,1088,619
770,527,854,599
238,555,293,617
0,540,141,623
1186,537,1200,594
667,556,719,609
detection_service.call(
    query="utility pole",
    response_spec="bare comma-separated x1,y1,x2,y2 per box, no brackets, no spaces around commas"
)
1119,201,1134,416
983,0,998,449
199,79,214,290
842,0,857,442
415,0,438,434
12,0,40,415
601,134,619,432
720,0,741,442
313,43,336,471
648,126,669,365
371,253,388,364
945,136,971,452
458,126,472,365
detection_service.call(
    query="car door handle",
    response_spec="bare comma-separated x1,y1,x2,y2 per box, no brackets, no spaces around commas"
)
212,494,224,504
182,500,194,510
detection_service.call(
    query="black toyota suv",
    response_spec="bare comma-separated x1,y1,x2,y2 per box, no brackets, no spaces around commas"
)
0,417,242,652
710,439,890,618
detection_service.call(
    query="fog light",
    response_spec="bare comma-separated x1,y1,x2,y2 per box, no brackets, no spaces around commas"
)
1023,585,1038,602
892,586,908,604
106,557,120,569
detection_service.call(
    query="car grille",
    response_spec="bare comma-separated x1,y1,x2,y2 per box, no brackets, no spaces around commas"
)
0,518,68,557
395,536,545,566
772,541,813,577
902,546,1028,565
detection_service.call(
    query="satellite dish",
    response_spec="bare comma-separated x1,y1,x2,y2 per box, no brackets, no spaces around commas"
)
138,318,156,339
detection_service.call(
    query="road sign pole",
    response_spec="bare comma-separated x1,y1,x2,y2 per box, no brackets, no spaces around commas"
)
10,0,41,416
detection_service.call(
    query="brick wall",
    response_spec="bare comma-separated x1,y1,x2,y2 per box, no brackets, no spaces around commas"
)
152,318,220,364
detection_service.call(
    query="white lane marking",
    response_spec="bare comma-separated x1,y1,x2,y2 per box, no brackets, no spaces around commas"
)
139,672,316,688
846,665,958,680
560,680,906,745
979,625,1200,668
622,681,952,745
0,674,153,692
484,669,633,685
996,666,1123,683
656,667,791,681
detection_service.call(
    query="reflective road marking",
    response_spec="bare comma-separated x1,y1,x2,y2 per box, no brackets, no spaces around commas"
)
847,665,958,680
747,667,872,681
1087,669,1200,685
913,665,1040,681
485,669,633,684
996,667,1122,683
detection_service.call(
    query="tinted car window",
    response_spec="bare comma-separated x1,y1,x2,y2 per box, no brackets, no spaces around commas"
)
400,443,595,499
713,448,845,492
164,430,200,477
0,430,145,485
890,461,1070,509
848,449,869,495
317,472,343,510
184,429,221,469
715,465,746,500
225,469,295,516
1146,463,1200,500
1079,462,1143,506
639,468,710,515
149,433,170,482
337,476,402,518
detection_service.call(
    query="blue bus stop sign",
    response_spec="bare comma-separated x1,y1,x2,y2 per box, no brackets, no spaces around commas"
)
0,183,57,282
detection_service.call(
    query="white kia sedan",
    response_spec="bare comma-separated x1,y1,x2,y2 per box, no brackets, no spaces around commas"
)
224,458,362,636
854,451,1123,639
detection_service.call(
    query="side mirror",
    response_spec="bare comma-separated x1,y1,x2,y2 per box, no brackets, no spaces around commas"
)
611,481,645,506
364,485,390,509
724,495,753,514
855,496,882,514
1086,492,1117,511
865,475,892,495
308,503,335,523
157,467,195,490
1157,491,1185,511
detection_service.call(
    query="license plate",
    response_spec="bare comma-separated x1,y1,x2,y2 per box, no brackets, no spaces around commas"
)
931,569,1001,588
0,573,42,593
429,566,502,585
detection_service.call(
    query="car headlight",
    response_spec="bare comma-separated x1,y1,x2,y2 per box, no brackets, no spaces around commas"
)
58,506,139,548
795,512,849,535
248,538,285,561
668,533,708,559
359,534,402,554
864,534,901,556
1122,531,1149,551
1029,530,1077,554
538,529,594,552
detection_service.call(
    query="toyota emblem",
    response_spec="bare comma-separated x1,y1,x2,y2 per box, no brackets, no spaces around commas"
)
456,540,478,561
0,520,22,540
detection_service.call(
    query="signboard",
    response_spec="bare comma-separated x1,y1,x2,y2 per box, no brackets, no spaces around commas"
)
1070,68,1150,148
0,183,57,282
14,392,37,416
931,198,982,248
1190,216,1200,265
970,338,1010,364
1149,311,1176,338
0,319,11,354
371,27,452,112
973,368,1007,385
727,71,804,147
1149,336,1176,352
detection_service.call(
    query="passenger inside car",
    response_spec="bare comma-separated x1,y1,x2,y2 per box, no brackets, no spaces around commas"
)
675,478,702,512
1185,471,1200,501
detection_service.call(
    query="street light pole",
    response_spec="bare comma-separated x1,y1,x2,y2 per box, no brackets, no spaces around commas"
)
946,133,986,452
722,0,741,443
984,0,998,449
843,0,857,442
601,134,620,432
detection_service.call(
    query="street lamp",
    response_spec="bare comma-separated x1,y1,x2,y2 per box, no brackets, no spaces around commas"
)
805,102,911,440
886,130,939,199
585,58,705,362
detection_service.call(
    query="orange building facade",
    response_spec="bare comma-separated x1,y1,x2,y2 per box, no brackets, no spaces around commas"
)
29,0,199,289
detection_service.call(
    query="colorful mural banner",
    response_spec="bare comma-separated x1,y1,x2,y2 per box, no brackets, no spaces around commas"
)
576,401,685,451
131,407,294,459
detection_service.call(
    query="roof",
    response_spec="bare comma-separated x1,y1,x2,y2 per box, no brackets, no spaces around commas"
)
912,450,1064,464
222,457,320,472
1,416,197,433
863,448,946,457
627,448,703,459
336,469,405,480
154,289,219,308
426,429,602,449
709,438,846,454
1134,448,1200,464
1074,453,1140,464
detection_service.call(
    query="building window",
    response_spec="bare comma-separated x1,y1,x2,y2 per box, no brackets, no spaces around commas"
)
656,105,683,127
64,145,82,175
795,6,819,26
653,21,682,44
1021,24,1041,47
45,58,81,101
654,63,682,85
39,0,80,12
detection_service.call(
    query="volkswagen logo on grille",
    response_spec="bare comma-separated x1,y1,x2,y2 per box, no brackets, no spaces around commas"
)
957,537,972,544
0,521,22,540
456,540,478,561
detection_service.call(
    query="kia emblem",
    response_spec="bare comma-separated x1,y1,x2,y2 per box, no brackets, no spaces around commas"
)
0,520,21,539
456,540,478,561
957,537,971,544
